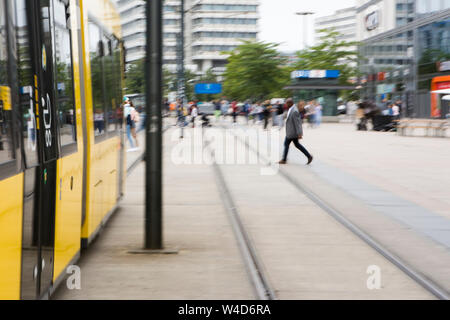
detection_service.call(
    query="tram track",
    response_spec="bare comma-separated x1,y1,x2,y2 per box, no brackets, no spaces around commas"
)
205,139,277,300
218,123,449,300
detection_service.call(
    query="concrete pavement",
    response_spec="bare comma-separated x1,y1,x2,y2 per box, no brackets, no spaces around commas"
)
52,124,438,299
52,128,254,299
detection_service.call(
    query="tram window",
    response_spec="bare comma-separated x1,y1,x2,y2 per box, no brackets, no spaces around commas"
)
15,0,39,167
113,38,123,129
53,0,76,147
88,21,105,136
0,2,15,165
103,35,116,132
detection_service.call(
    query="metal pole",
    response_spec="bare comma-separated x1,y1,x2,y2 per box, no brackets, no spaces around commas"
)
303,15,307,50
177,0,186,105
145,0,163,249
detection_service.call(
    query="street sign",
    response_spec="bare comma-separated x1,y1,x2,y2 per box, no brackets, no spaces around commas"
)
195,83,222,94
291,70,340,79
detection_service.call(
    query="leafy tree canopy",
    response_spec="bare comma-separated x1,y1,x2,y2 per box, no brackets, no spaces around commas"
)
223,41,289,101
125,58,145,94
294,28,359,85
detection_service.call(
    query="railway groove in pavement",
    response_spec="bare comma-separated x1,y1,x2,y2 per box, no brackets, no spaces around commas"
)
204,138,277,300
222,123,448,300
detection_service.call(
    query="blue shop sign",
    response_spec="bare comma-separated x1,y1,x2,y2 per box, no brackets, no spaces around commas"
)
291,70,340,79
195,83,222,94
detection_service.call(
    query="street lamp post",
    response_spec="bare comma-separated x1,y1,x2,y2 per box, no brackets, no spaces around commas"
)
295,12,314,50
145,0,163,250
177,0,186,106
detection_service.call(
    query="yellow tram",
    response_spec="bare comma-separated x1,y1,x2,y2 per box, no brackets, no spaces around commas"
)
0,0,126,299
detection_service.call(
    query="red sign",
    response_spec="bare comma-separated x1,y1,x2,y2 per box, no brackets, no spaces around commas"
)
436,81,450,90
377,72,385,81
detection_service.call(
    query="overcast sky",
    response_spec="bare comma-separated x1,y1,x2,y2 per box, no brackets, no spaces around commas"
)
259,0,356,53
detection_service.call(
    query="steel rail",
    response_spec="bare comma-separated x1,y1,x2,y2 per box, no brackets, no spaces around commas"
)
226,123,449,300
205,137,277,300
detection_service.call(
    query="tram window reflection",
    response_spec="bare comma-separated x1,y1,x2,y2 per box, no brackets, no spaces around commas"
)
89,21,105,136
54,0,76,147
103,35,116,132
0,2,15,165
113,38,123,129
14,0,39,167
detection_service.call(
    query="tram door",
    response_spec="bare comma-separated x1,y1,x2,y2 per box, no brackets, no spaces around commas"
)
18,0,59,299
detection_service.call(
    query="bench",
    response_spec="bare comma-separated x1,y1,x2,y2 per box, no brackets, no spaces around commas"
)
396,119,449,138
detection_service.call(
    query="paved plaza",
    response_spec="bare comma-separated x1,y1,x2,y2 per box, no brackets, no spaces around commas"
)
53,121,450,300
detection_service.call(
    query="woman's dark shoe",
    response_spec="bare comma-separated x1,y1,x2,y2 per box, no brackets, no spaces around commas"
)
307,156,313,165
278,160,287,164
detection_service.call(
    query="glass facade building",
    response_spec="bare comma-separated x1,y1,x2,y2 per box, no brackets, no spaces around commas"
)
359,7,450,118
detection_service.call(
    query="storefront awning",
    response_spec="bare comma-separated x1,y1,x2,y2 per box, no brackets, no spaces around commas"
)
284,85,358,90
432,89,450,94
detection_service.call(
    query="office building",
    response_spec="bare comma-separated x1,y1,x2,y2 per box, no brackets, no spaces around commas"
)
186,0,259,74
116,0,260,75
358,0,450,118
314,7,357,44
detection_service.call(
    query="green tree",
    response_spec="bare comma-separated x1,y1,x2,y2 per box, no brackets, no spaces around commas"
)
222,41,288,101
184,69,197,101
294,28,359,86
125,58,145,94
163,67,176,98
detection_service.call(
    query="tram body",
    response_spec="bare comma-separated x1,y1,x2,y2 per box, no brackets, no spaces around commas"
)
0,0,126,299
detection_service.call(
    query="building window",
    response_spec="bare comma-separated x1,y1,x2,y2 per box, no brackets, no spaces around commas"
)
193,31,257,39
193,45,236,53
164,19,179,26
193,4,257,12
193,18,257,25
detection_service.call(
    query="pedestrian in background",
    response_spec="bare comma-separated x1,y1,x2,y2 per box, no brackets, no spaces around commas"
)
262,100,271,130
279,99,313,165
255,102,263,124
231,100,238,124
305,100,315,128
314,101,323,127
356,102,368,131
124,100,139,151
191,103,198,128
276,100,284,129
214,100,221,122
129,101,139,148
243,100,251,124
221,100,229,121
395,99,403,117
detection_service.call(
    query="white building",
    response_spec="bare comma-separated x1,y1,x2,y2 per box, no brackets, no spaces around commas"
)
115,0,183,68
314,7,357,45
116,0,260,75
163,1,183,72
314,7,358,68
116,0,146,65
355,0,415,41
186,0,259,74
